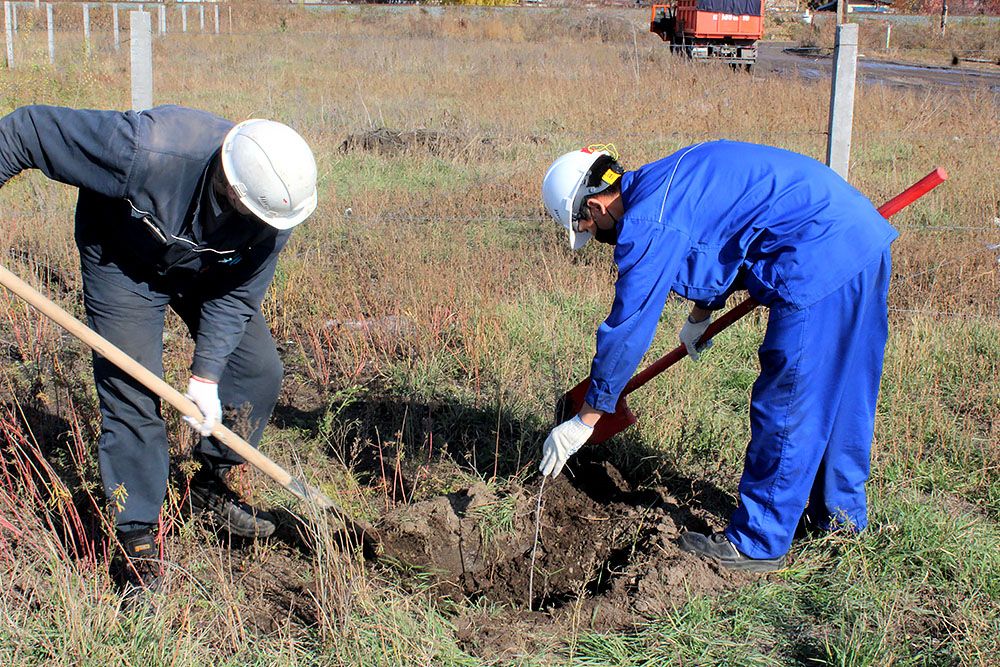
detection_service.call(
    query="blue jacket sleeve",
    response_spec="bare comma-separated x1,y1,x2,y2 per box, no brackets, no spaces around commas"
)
190,231,290,381
585,221,689,413
0,106,136,197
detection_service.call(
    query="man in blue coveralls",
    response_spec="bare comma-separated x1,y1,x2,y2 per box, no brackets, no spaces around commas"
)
0,105,317,592
539,142,895,572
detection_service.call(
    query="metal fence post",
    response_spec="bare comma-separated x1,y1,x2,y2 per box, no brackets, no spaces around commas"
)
825,23,858,179
113,3,120,51
4,1,13,68
46,2,53,65
130,11,153,110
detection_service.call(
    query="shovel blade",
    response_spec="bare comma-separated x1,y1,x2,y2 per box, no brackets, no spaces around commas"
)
555,377,639,445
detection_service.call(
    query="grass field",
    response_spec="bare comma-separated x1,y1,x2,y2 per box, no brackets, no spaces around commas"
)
770,11,1000,66
0,3,997,665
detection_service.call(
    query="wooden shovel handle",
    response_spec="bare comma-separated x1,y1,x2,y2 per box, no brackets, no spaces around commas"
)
0,263,338,511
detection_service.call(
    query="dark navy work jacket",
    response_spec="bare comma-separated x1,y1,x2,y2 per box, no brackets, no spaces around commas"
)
586,140,898,413
0,105,291,381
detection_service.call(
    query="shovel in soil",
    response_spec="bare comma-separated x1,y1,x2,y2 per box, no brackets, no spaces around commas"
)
0,264,380,554
557,167,949,445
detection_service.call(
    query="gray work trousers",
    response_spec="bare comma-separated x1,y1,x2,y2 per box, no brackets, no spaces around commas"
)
78,243,282,532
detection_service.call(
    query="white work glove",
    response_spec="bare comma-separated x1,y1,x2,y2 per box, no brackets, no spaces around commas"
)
540,416,594,479
184,376,221,437
679,314,714,361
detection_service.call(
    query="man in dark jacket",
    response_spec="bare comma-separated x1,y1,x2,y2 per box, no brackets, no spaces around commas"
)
540,141,894,572
0,105,318,592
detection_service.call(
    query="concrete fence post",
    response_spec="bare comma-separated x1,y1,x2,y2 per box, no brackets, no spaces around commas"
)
181,5,187,33
83,3,90,56
826,23,858,179
113,3,120,51
200,3,205,32
4,2,13,68
46,2,53,65
130,11,153,110
214,3,219,35
10,1,14,33
158,3,165,36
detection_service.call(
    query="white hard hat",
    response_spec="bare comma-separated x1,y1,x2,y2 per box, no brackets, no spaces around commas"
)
221,119,318,230
541,146,619,250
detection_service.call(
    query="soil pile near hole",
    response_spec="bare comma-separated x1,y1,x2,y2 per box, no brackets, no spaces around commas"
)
379,454,751,655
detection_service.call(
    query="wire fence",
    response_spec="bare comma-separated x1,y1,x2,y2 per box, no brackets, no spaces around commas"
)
2,1,229,68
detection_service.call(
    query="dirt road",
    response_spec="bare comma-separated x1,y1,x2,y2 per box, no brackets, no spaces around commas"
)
757,41,1000,93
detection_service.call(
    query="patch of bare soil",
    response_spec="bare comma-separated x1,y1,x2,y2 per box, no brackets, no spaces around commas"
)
166,526,322,633
339,127,488,157
377,452,753,660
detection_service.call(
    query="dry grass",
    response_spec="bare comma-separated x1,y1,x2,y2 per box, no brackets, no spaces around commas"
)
0,3,997,665
776,12,1000,66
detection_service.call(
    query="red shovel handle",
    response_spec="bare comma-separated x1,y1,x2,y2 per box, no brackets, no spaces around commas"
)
559,167,948,432
877,167,948,219
622,297,758,396
617,166,948,399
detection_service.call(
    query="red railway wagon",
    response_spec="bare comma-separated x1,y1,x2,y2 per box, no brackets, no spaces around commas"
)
650,0,764,68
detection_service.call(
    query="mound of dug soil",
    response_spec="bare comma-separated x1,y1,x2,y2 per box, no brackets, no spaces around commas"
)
339,127,488,157
378,454,753,657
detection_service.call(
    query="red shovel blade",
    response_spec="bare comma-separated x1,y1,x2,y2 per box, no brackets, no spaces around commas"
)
556,377,637,446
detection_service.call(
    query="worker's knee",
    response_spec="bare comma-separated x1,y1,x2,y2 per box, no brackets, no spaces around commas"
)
256,350,283,400
222,341,282,410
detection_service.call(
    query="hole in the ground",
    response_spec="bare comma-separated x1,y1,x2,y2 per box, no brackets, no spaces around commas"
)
378,457,673,607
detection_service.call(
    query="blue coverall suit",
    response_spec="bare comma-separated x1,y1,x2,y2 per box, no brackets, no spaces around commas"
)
0,105,289,532
584,141,896,560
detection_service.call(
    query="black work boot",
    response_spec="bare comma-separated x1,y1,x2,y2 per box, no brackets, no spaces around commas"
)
114,528,163,605
188,467,277,539
679,531,786,573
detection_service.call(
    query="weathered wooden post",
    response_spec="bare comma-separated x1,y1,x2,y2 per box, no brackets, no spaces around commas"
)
130,11,153,110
